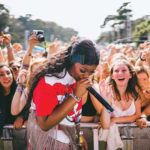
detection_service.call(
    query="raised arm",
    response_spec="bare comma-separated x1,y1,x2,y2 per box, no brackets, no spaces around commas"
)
22,34,39,69
11,69,28,115
2,33,15,64
0,36,5,63
0,50,5,64
90,79,111,129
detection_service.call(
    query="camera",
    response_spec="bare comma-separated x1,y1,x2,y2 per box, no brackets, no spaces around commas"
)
31,30,45,43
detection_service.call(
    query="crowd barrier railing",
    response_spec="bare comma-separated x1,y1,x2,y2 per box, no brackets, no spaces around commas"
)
80,122,150,150
1,122,150,150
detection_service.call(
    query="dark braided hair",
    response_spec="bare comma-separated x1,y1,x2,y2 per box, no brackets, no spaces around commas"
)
26,39,99,112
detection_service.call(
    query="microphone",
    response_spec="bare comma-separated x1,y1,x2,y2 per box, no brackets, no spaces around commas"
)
87,86,114,112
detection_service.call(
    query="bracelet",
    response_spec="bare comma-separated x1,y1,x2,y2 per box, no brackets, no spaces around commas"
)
16,84,24,93
22,64,29,70
69,93,81,102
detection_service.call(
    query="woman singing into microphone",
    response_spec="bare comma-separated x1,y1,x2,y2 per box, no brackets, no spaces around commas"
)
26,39,99,150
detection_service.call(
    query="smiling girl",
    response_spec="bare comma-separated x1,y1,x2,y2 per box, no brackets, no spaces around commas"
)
0,64,26,129
91,59,141,150
108,59,141,124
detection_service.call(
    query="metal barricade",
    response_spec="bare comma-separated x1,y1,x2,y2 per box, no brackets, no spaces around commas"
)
80,123,99,150
80,122,150,150
0,125,27,150
118,123,150,150
1,123,150,150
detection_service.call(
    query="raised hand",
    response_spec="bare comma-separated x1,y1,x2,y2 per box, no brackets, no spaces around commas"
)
74,78,92,98
99,79,112,103
0,32,12,46
28,34,39,49
17,69,28,85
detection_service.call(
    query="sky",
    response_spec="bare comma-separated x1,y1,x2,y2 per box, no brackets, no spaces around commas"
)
1,0,150,40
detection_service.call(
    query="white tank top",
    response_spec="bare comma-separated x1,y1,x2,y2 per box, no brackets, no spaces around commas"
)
112,100,136,117
99,81,136,118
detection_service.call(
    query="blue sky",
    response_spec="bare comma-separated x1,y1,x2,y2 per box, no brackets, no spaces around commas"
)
1,0,150,40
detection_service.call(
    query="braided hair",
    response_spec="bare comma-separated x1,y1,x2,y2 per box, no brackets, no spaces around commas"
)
26,39,99,111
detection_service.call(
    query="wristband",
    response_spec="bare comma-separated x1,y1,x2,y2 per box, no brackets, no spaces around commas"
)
69,93,81,102
16,84,24,93
22,64,29,70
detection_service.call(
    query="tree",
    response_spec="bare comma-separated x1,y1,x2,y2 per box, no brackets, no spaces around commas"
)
100,2,132,28
99,2,132,42
0,4,78,45
0,4,10,31
133,19,150,44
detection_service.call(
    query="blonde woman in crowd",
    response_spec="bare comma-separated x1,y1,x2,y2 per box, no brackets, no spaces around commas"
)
135,65,150,128
91,58,141,150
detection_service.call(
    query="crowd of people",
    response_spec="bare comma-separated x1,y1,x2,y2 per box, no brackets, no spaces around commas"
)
0,31,150,150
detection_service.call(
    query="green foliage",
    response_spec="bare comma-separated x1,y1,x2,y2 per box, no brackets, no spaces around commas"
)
100,2,132,28
98,2,132,43
0,4,9,31
0,4,78,46
133,20,150,37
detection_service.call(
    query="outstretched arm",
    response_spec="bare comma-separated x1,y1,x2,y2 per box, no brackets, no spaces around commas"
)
22,34,39,69
2,33,15,64
11,69,28,115
0,50,5,64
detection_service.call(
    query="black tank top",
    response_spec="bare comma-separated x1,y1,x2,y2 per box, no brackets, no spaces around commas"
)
82,93,96,116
